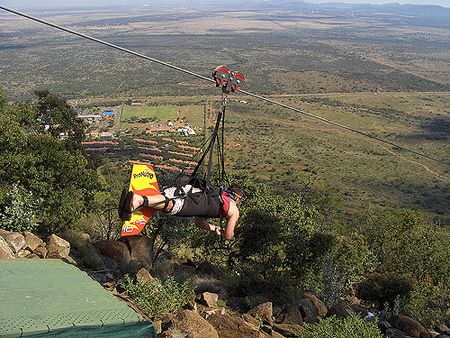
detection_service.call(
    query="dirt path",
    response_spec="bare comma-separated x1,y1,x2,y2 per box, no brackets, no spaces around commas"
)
380,145,449,182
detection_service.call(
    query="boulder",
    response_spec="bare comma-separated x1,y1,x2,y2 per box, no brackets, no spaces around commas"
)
389,315,431,338
200,292,219,307
125,236,152,270
272,324,304,337
34,246,48,258
379,321,393,334
0,236,15,259
136,267,158,285
276,304,303,325
27,254,40,259
328,300,351,319
23,232,45,251
94,240,131,268
203,307,226,317
5,232,26,253
17,248,33,258
208,312,263,338
46,234,70,259
80,233,91,242
170,310,219,338
247,302,273,326
0,228,10,239
298,292,327,323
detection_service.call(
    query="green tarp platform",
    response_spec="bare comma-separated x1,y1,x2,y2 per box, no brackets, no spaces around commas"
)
0,259,156,337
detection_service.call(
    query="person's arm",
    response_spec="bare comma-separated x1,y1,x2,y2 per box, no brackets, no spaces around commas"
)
194,217,221,235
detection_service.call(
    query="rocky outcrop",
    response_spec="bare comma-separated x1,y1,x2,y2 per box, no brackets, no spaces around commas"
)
126,236,153,270
0,229,67,261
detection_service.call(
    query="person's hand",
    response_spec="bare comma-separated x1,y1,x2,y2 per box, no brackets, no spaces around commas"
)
211,225,222,236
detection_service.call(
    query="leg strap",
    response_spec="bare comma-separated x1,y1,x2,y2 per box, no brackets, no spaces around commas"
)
162,196,173,213
142,196,149,208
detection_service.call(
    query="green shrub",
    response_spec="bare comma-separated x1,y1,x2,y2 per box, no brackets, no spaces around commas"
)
404,283,449,329
122,275,192,318
356,274,412,309
300,313,384,338
0,184,41,232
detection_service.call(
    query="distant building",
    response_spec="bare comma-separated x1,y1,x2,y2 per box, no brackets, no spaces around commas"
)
102,111,114,117
177,126,196,136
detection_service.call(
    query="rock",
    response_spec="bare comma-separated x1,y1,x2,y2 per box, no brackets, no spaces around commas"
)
5,232,26,253
0,228,10,239
27,254,40,259
208,312,263,338
201,292,219,307
159,329,186,338
94,240,131,268
0,236,15,259
46,234,70,259
125,236,153,270
34,246,48,258
386,328,415,338
433,334,450,338
272,324,304,337
172,310,219,338
203,307,226,317
389,315,431,338
17,248,33,258
276,304,303,325
298,292,327,323
247,302,273,326
153,319,162,334
136,267,159,285
192,276,229,300
328,300,351,318
80,233,91,242
243,313,261,328
379,321,393,334
23,232,45,251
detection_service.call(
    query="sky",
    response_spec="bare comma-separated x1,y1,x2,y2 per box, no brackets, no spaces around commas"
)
1,0,449,8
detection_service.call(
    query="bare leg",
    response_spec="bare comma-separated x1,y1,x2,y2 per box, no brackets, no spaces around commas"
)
131,193,173,213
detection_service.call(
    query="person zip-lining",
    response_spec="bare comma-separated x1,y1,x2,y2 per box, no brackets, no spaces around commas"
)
118,185,243,240
118,66,245,239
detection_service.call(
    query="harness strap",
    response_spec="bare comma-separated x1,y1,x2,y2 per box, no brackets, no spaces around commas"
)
142,196,149,207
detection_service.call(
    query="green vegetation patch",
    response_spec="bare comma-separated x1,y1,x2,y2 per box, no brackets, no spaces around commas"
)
121,105,202,122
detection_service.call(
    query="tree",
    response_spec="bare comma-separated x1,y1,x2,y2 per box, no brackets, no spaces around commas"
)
0,92,100,234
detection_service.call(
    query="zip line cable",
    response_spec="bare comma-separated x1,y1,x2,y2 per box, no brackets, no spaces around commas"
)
1,5,448,167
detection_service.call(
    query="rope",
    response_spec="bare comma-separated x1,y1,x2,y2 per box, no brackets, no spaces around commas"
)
1,5,448,167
